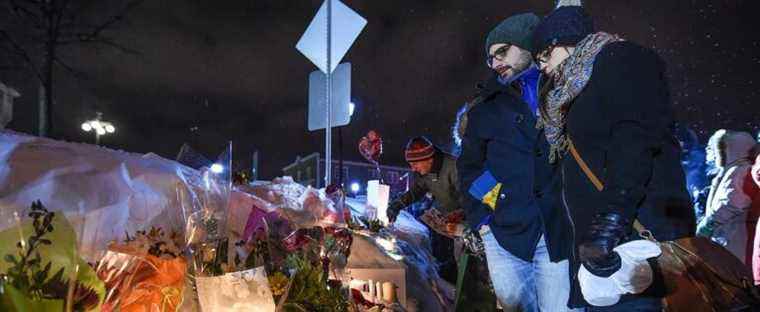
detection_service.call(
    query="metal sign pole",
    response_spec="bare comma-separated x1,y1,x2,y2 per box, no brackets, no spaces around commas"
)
324,0,333,186
297,0,365,187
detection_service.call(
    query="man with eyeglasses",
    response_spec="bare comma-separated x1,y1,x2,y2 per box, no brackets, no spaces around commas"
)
457,12,576,311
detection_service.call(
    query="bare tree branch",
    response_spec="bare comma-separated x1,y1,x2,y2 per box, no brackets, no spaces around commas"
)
0,28,43,82
9,0,43,23
53,0,74,33
53,55,87,79
0,65,23,71
56,0,98,29
80,37,141,55
72,0,144,43
2,0,144,137
2,0,143,81
14,0,46,5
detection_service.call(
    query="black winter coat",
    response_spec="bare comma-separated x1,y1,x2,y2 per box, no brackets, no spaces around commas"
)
558,41,696,307
458,75,571,263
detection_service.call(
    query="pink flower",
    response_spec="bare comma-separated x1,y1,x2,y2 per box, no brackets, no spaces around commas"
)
243,204,289,242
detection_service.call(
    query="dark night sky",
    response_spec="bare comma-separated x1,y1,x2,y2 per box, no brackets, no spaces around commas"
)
2,0,759,179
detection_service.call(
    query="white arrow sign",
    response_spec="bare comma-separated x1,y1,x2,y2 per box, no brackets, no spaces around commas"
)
296,0,367,74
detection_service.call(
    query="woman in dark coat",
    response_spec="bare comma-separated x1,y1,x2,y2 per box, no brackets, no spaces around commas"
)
531,2,696,311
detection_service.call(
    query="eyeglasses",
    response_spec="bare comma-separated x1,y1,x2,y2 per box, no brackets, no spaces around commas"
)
486,44,511,67
535,46,555,66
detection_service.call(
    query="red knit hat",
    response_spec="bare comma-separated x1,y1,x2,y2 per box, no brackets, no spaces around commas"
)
405,137,435,162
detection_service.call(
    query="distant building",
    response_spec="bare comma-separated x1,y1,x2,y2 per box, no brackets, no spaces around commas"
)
0,82,20,129
282,153,413,197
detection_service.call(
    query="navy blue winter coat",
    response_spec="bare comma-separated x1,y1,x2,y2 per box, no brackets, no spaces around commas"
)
458,74,571,263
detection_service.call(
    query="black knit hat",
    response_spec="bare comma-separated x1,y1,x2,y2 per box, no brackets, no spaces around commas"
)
532,5,594,55
485,13,541,57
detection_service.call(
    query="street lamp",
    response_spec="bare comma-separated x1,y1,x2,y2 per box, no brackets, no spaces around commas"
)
81,112,115,145
350,181,360,195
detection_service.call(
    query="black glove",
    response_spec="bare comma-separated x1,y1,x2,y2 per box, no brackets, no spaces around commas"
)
387,202,403,224
578,212,629,277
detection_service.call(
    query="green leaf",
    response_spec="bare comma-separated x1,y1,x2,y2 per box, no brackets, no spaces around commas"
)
41,268,66,293
27,254,41,269
0,284,64,311
0,213,106,309
34,269,46,285
31,201,43,210
4,255,16,264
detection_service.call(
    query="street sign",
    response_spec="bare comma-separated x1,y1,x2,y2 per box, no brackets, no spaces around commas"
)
296,0,367,74
308,62,351,131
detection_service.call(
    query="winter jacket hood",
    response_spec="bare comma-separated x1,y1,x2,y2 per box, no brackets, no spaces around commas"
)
715,131,756,168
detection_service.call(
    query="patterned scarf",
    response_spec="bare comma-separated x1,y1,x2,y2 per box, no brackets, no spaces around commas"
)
537,32,624,162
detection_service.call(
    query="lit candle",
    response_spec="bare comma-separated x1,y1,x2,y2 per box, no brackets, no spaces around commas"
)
382,282,396,303
375,281,383,302
368,280,376,302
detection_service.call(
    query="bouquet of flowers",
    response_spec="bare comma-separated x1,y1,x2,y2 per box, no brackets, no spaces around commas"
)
0,201,105,311
96,227,187,312
175,144,281,312
420,208,463,238
233,203,358,312
176,144,362,311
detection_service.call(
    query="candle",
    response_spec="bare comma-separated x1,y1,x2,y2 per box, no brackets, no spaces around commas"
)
382,282,396,303
375,281,383,302
368,280,376,302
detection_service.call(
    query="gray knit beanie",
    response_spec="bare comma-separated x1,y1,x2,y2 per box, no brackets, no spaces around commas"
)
485,13,541,58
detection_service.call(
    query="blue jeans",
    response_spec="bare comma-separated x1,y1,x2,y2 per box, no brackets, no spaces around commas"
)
480,225,578,312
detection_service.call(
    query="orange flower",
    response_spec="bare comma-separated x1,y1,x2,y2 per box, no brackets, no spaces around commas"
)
99,249,187,312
